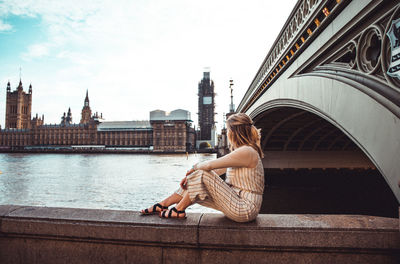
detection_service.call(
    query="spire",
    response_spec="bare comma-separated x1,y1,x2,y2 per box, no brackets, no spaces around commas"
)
63,108,72,125
6,80,10,92
229,79,235,113
17,79,23,91
84,89,89,107
29,83,32,94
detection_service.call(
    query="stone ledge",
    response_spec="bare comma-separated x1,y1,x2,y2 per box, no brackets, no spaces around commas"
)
0,205,399,264
0,205,201,245
199,213,400,250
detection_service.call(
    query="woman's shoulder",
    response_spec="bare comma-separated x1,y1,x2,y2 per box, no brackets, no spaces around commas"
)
236,145,258,154
234,146,259,167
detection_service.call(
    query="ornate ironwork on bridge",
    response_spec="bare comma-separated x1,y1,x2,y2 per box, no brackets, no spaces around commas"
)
238,0,400,117
297,1,400,118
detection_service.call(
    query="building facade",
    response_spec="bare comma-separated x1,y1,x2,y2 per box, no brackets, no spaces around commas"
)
150,109,195,152
5,80,33,129
0,83,195,152
97,121,153,147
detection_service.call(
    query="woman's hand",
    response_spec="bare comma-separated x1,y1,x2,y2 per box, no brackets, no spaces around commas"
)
180,176,188,190
186,166,195,176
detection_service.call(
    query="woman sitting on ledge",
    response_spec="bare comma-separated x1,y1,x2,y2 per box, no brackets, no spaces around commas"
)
141,113,264,223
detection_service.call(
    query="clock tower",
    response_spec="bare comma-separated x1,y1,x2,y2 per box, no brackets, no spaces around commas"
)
80,90,92,124
198,71,215,140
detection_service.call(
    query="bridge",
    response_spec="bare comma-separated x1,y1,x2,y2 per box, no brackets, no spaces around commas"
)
237,0,400,217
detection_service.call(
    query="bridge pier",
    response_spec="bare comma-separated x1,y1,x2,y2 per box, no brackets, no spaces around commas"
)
0,205,399,263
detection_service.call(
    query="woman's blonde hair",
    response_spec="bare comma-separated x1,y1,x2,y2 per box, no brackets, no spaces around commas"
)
226,113,264,158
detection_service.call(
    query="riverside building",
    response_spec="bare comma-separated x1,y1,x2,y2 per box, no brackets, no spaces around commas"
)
0,80,195,152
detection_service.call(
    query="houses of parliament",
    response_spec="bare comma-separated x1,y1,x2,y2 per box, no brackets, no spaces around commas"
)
0,79,196,152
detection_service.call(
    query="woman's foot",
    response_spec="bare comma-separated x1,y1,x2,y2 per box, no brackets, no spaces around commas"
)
140,203,168,215
160,207,186,219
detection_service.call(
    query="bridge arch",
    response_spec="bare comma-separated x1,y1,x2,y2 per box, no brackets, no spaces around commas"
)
249,99,399,217
246,61,400,202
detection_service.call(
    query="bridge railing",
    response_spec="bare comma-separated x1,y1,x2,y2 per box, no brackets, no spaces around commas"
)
238,0,348,113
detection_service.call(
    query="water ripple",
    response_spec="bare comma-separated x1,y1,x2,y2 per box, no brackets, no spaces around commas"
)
0,153,219,213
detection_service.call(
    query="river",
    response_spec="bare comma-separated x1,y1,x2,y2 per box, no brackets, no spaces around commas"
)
0,153,219,213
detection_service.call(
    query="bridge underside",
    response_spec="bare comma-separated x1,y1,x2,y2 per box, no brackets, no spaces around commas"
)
254,107,399,218
255,107,373,169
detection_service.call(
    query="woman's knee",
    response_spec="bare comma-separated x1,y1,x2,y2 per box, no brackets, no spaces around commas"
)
199,170,221,185
187,169,204,181
188,169,209,179
187,170,221,189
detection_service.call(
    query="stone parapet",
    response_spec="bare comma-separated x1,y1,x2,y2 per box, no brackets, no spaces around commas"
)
0,205,399,263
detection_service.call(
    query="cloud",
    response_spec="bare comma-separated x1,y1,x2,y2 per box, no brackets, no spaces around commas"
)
0,0,299,126
21,43,50,60
0,20,12,31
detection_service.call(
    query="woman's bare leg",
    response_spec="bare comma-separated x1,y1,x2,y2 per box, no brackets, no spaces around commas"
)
141,192,183,214
175,192,192,211
160,192,183,207
160,192,192,218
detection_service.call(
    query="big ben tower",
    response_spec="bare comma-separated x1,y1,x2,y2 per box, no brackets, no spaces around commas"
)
198,71,215,140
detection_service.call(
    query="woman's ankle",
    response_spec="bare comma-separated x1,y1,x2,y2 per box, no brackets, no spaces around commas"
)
175,204,187,212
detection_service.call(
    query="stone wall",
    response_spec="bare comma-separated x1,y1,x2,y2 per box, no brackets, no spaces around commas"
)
0,205,399,264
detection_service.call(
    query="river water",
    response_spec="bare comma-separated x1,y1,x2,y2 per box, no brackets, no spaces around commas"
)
0,153,220,213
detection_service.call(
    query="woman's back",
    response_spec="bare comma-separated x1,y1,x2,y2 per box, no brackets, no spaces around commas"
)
226,156,264,195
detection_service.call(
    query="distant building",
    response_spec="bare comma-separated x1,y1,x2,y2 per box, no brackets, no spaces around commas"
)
197,71,217,148
150,109,195,152
5,80,35,129
80,90,92,125
61,108,73,126
198,72,215,140
0,82,195,152
97,121,153,147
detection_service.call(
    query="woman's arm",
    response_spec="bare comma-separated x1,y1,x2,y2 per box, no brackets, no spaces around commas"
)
196,146,258,171
212,168,227,176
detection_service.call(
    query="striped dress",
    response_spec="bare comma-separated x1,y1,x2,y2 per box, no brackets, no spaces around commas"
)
175,156,264,222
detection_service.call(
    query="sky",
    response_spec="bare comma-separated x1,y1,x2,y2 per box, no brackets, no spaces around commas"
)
0,0,297,130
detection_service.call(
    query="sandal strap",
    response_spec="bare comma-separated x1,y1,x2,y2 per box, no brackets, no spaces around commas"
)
171,207,186,217
168,208,174,218
160,207,186,218
153,203,163,212
152,203,168,212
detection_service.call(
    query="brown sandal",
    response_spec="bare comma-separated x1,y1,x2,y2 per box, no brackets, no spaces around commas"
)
140,203,168,215
160,207,186,219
